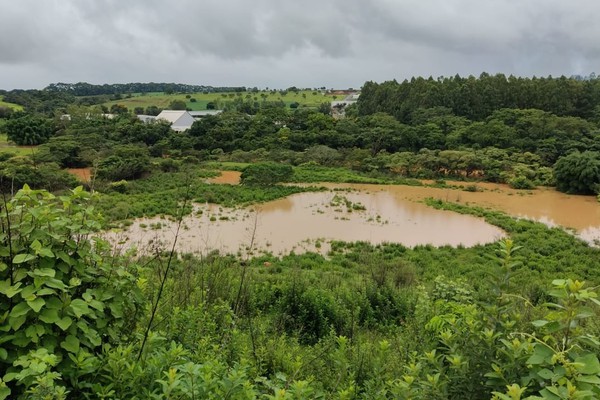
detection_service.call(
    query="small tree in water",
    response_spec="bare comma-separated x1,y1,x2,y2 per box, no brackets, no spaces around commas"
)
240,162,293,186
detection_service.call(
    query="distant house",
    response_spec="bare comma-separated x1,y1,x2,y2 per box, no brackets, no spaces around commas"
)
155,110,195,132
136,115,156,123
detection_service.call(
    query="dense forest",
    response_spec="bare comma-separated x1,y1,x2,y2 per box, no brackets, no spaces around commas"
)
0,74,600,398
359,73,600,121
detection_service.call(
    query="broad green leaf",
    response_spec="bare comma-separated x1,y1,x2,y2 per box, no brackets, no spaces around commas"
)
56,251,74,266
8,315,26,331
44,296,62,310
69,277,81,287
540,387,562,400
36,288,56,296
69,299,90,318
26,297,45,313
2,372,16,382
38,248,55,258
577,374,600,384
20,285,35,301
574,353,600,375
32,268,56,278
0,347,7,360
0,384,10,400
39,308,59,324
0,335,14,345
30,240,42,252
526,345,554,365
109,302,123,318
43,278,66,290
25,325,41,343
89,300,104,312
0,281,21,298
12,254,35,264
537,368,554,380
60,335,80,354
56,316,73,331
9,302,30,318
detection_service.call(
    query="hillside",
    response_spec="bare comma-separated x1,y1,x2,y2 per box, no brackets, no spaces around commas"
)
0,95,24,111
101,90,339,112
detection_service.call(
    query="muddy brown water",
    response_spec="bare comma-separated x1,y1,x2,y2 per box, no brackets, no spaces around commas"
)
206,170,241,184
105,171,600,256
67,168,92,183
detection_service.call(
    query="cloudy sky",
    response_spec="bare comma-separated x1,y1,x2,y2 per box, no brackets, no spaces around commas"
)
1,0,599,90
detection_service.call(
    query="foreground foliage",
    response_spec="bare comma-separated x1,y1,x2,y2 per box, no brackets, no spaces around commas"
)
0,186,599,399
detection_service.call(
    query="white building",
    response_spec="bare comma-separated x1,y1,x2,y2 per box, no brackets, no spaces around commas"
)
155,110,195,132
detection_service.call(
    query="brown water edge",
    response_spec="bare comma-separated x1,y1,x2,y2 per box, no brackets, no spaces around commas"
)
105,189,506,257
288,180,600,243
207,171,600,239
206,170,241,185
367,181,600,242
67,168,92,183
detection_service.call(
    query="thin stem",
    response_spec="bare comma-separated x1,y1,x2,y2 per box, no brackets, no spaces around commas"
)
137,180,191,362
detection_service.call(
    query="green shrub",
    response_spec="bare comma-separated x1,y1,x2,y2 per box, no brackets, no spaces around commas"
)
0,186,144,398
240,162,293,186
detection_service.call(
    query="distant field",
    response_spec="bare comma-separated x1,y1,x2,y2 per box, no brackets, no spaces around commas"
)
0,133,37,156
0,96,24,111
101,90,340,112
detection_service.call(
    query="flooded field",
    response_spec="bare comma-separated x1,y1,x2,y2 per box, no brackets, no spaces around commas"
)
106,171,600,256
358,181,600,243
107,189,505,257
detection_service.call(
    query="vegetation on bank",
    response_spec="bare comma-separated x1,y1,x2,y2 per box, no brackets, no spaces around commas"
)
0,186,599,399
94,165,320,224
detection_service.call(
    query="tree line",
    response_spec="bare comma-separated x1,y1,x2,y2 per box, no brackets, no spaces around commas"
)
43,82,248,96
358,73,600,122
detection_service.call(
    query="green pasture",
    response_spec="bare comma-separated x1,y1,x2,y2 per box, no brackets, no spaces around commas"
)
101,90,337,112
0,95,24,111
0,133,37,156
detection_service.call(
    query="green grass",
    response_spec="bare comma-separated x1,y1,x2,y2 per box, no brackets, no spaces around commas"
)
95,165,322,224
0,133,37,156
0,96,24,111
100,90,337,112
202,161,250,171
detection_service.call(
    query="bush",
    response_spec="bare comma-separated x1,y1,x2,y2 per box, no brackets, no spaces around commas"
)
508,175,535,189
554,151,600,194
5,114,55,145
96,145,150,181
0,186,144,398
240,162,293,186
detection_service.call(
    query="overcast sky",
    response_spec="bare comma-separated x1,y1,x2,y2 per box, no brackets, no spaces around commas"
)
1,0,599,90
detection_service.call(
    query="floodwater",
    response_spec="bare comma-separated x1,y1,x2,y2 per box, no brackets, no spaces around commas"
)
67,168,92,183
206,170,241,184
105,171,600,256
209,171,600,240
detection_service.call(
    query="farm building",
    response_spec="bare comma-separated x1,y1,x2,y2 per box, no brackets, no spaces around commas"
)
155,110,195,131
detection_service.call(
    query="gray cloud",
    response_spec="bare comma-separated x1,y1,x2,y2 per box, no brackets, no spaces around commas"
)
1,0,599,89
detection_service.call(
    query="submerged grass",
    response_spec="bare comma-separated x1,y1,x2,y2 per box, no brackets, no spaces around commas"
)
95,165,321,224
